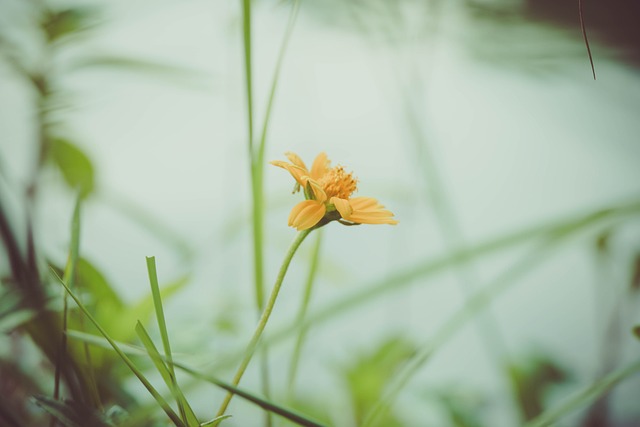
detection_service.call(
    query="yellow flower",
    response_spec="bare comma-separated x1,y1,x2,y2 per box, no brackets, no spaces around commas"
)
271,152,398,230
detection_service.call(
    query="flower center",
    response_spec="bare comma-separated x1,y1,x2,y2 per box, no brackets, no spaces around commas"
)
319,166,357,200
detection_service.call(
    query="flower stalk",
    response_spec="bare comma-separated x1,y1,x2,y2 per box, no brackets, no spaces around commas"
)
215,228,312,420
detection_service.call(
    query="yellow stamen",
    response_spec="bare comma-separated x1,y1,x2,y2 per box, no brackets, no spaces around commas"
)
319,166,357,200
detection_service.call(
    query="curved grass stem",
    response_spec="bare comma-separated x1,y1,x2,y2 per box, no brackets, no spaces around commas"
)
215,229,312,420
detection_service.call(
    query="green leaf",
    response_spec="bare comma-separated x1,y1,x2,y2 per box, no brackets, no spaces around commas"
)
434,390,486,427
110,275,189,342
50,138,95,198
76,258,123,310
66,56,210,90
0,308,35,333
0,289,32,332
41,7,98,43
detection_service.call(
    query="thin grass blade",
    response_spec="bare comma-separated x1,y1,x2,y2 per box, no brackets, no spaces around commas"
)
145,257,194,424
135,321,199,426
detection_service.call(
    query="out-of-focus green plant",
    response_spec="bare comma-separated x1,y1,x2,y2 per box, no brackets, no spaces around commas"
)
341,336,417,427
508,354,568,421
431,388,487,427
0,2,199,424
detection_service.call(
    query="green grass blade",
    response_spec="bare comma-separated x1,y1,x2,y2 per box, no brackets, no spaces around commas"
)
200,415,232,426
49,268,185,427
145,257,191,424
135,321,198,426
53,194,101,411
524,358,640,427
145,257,174,366
256,0,300,167
174,362,327,427
67,330,147,356
246,4,299,425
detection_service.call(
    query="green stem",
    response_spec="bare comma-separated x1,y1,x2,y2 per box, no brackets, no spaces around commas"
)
250,3,299,424
241,0,253,154
287,230,323,397
215,229,312,420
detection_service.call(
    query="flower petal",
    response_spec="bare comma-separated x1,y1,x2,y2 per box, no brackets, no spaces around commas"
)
285,152,308,171
348,208,398,224
288,200,326,230
271,160,309,187
330,197,353,219
310,152,330,181
349,197,384,210
347,196,398,225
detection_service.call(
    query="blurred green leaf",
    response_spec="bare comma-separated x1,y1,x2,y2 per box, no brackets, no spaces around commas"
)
0,289,35,333
0,308,35,333
41,7,98,43
76,257,124,317
433,389,486,427
524,358,640,427
111,275,189,343
630,254,640,291
285,396,331,427
50,138,95,198
200,415,232,426
67,55,210,89
32,395,109,427
508,354,568,421
342,336,416,426
633,326,640,340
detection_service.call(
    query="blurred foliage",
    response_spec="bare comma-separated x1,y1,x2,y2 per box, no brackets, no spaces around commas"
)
49,138,95,198
0,2,198,424
341,336,417,426
432,388,487,427
40,6,100,44
32,395,115,427
508,353,568,421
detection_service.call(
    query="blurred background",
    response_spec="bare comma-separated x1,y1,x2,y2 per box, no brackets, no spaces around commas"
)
1,0,640,426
